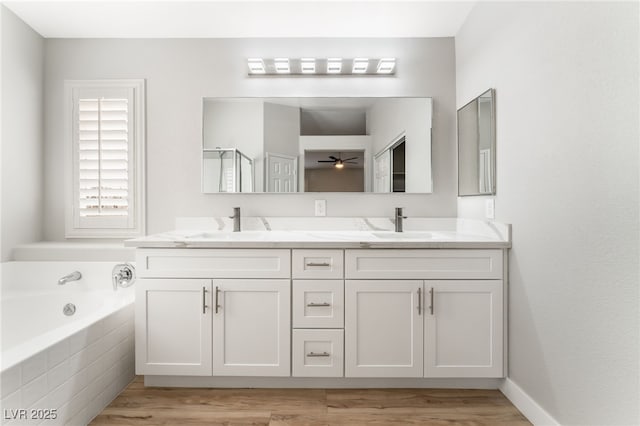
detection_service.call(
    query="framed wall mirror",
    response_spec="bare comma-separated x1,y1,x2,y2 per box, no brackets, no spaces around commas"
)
202,97,433,193
457,89,496,196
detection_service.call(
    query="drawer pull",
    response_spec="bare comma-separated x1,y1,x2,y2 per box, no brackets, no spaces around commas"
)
429,287,434,315
306,262,330,267
307,351,330,357
307,302,331,307
202,286,208,314
215,286,221,314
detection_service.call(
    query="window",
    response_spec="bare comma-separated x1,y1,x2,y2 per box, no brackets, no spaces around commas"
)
65,80,145,238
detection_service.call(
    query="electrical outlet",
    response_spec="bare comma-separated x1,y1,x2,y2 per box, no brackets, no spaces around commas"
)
315,200,326,217
485,199,495,220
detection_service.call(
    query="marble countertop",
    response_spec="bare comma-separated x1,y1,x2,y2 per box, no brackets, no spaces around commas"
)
126,217,511,249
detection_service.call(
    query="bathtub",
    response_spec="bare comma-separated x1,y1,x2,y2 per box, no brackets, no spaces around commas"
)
0,261,135,425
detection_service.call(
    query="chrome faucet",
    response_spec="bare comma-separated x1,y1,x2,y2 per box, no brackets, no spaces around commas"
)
395,207,408,232
58,271,82,285
229,207,241,232
112,263,135,291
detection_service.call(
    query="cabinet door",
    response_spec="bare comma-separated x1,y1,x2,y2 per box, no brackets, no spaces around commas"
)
213,279,290,376
424,280,503,378
345,280,423,377
135,279,212,376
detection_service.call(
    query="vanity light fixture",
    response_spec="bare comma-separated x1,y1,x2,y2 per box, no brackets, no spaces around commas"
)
352,58,369,74
246,58,395,76
377,58,396,74
274,58,290,73
301,58,316,74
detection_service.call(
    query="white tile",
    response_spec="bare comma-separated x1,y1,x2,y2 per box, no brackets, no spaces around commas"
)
52,403,70,424
26,396,49,426
66,390,87,419
47,340,69,368
86,358,105,386
102,310,126,334
0,389,22,416
47,360,70,391
86,397,106,425
67,329,89,355
21,374,47,408
101,328,119,352
102,347,120,370
65,407,87,426
68,348,89,372
21,352,47,385
67,368,88,398
0,365,21,398
86,339,104,365
86,321,104,345
47,381,73,410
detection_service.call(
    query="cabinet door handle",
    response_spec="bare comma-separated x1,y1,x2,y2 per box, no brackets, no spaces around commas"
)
306,352,330,357
215,286,221,314
307,302,331,307
429,287,434,315
417,287,422,315
306,262,330,267
202,286,208,314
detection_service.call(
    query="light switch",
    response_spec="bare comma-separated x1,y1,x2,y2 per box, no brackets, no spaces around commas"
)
315,200,326,217
485,199,495,219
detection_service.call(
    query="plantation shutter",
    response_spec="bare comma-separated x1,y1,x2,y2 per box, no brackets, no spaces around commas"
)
73,87,135,230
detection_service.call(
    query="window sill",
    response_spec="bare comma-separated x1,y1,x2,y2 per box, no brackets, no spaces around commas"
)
11,242,135,262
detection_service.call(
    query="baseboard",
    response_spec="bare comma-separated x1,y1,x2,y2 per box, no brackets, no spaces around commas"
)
500,378,560,426
145,375,503,389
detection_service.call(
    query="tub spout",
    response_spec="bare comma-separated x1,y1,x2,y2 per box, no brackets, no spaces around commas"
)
58,271,82,285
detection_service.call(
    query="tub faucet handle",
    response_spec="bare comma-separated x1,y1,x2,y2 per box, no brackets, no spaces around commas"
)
112,263,136,291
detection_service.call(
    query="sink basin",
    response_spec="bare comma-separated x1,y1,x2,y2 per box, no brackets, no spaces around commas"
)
302,231,372,242
371,231,432,240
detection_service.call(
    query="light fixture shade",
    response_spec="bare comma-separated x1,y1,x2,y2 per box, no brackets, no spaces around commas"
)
247,58,266,74
301,58,316,74
377,58,396,74
274,58,290,73
327,58,342,74
352,58,369,74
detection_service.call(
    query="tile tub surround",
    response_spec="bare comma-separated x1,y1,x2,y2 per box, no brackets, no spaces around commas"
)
0,305,134,426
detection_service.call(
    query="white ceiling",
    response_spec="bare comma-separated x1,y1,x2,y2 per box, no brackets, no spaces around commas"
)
3,1,476,38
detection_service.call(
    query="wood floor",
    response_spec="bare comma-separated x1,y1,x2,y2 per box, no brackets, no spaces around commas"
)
90,376,531,426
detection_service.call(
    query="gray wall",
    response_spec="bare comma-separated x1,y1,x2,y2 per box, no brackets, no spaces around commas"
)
43,38,457,240
1,6,44,261
456,2,639,424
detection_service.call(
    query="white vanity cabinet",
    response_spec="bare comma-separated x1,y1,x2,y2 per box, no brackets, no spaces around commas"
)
212,279,290,376
344,249,505,379
135,279,212,376
133,245,507,381
135,249,291,377
345,280,424,377
424,280,503,377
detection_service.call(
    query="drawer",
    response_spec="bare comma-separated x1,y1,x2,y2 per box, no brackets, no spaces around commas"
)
137,249,291,278
293,280,344,328
292,329,344,377
345,249,503,280
292,250,344,279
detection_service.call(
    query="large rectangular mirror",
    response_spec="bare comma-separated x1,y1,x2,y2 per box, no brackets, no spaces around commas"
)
202,97,433,193
457,89,496,196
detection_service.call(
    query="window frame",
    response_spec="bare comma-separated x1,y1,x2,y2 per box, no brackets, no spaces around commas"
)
64,79,146,238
